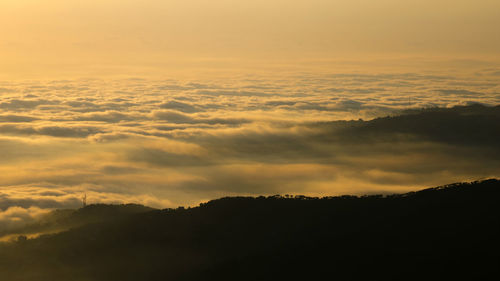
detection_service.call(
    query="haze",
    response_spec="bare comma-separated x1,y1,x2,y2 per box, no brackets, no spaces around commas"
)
1,0,499,77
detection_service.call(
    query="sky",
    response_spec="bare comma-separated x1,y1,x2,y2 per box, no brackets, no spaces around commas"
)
0,0,499,231
1,0,499,77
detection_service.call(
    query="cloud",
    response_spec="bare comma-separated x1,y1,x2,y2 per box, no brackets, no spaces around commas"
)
74,111,140,123
90,132,134,142
0,124,105,138
0,115,38,122
0,73,498,215
293,102,330,111
0,193,80,211
0,99,58,110
159,101,201,113
110,105,499,202
436,89,484,97
0,88,16,94
153,110,195,123
335,99,364,110
328,87,386,94
194,90,272,97
153,110,251,125
265,101,297,107
0,206,51,236
129,148,212,167
196,104,499,157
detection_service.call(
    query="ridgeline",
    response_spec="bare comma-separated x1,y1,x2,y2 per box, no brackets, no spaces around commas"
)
1,179,499,281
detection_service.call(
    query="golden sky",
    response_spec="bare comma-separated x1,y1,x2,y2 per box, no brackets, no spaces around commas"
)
1,0,499,77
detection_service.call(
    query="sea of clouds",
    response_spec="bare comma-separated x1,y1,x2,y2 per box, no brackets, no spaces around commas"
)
0,70,499,232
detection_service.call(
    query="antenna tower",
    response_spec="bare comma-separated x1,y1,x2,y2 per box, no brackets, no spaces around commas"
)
82,193,87,208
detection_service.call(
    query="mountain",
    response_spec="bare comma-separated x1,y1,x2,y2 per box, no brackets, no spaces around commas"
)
0,203,155,239
312,103,500,147
0,179,499,281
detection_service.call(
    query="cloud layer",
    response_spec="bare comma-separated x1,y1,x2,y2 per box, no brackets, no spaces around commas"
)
0,71,499,230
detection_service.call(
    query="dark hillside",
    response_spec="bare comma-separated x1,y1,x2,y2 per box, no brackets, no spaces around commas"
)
0,204,155,239
313,104,500,147
0,180,499,281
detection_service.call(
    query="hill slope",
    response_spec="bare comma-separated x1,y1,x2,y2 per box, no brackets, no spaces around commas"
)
0,203,155,239
1,180,499,281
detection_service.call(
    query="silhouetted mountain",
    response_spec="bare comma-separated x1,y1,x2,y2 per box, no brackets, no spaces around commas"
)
0,204,155,238
69,203,156,225
313,104,500,147
1,180,499,281
359,104,500,146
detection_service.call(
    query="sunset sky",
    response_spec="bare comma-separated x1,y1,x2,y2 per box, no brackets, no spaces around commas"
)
0,0,499,230
1,0,499,77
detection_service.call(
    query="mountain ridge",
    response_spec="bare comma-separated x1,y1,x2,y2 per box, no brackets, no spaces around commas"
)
1,179,499,281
